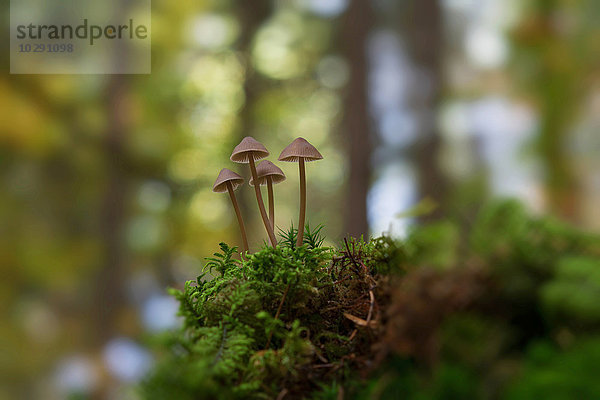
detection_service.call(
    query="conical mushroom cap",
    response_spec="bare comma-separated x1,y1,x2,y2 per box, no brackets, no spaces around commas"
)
249,160,286,186
230,137,269,163
213,168,244,192
278,137,323,162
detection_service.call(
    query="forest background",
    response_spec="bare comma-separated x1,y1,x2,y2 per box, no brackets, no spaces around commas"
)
1,0,599,398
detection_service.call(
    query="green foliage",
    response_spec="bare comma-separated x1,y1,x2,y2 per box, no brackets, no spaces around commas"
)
466,200,599,328
144,202,600,399
404,221,460,270
204,243,241,276
278,225,299,249
440,314,510,371
504,338,600,400
143,229,402,399
277,223,326,250
303,224,325,249
540,257,600,325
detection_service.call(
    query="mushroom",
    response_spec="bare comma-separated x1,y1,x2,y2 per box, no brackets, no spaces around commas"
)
278,137,323,247
213,168,249,255
230,137,278,247
249,160,286,230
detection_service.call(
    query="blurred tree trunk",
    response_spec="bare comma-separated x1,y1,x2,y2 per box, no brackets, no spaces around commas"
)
404,0,448,222
93,0,134,349
540,89,580,221
94,75,129,348
513,2,581,222
509,0,600,223
341,0,374,238
234,0,270,244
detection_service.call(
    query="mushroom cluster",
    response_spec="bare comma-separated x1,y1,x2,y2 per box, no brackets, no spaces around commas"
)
213,136,323,254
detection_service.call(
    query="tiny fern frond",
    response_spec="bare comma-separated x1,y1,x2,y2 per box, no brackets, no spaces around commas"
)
304,223,325,249
204,242,240,275
278,224,298,249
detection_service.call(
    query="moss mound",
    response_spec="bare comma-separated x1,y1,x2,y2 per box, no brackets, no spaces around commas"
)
142,201,600,399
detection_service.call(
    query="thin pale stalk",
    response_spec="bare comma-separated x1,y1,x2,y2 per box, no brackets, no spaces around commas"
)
227,182,249,256
267,177,275,230
297,158,306,247
249,157,277,247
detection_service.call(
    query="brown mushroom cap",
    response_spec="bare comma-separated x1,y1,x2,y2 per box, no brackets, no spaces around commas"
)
249,161,286,186
278,137,323,162
213,168,244,192
230,137,269,163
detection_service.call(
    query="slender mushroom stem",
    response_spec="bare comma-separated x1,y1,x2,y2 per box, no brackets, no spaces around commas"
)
267,176,275,230
248,157,278,247
297,158,306,247
226,181,249,256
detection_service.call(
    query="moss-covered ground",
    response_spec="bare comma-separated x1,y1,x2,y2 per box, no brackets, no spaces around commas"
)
142,201,600,399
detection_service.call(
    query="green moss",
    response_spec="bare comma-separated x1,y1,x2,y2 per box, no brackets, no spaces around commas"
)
504,339,600,400
142,229,403,399
142,201,600,399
